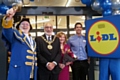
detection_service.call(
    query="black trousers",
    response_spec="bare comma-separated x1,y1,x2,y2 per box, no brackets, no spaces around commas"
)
30,78,34,80
71,60,89,80
37,73,59,80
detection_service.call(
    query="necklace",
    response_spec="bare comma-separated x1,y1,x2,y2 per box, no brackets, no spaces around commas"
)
41,35,56,50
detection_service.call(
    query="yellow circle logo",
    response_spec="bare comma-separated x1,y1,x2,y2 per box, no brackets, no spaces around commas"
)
88,20,119,55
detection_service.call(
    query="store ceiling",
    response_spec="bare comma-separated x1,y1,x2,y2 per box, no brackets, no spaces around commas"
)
23,0,86,7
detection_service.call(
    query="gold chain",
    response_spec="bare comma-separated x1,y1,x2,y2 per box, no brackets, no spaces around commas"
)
41,35,56,50
41,35,56,44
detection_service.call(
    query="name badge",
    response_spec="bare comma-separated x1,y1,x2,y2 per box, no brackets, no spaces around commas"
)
83,40,86,42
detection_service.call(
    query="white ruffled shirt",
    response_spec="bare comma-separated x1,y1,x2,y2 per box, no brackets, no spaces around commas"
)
24,33,34,78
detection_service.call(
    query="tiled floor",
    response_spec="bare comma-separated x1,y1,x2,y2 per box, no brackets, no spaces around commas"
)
70,66,112,80
70,70,111,80
94,65,112,80
95,70,99,80
69,60,112,80
95,70,112,80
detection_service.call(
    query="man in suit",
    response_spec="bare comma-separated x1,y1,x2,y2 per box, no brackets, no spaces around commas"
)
35,23,61,80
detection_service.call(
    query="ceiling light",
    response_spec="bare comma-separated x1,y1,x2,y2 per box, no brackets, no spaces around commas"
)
81,16,85,19
66,0,71,7
31,19,50,24
58,18,61,25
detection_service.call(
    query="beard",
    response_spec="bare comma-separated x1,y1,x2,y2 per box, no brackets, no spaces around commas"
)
45,32,52,36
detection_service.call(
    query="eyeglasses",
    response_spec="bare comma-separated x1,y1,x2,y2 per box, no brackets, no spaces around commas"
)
21,23,30,26
45,26,53,29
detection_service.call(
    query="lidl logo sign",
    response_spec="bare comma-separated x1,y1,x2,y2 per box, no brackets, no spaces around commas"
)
88,20,119,55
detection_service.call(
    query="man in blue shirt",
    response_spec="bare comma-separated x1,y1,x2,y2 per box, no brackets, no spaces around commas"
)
68,22,89,80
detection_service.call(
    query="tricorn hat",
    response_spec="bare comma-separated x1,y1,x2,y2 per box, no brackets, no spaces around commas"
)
16,18,32,30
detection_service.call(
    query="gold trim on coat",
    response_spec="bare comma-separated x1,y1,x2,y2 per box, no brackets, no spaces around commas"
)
35,63,37,66
14,32,24,42
25,62,33,66
26,56,37,60
2,16,14,28
27,50,36,54
25,62,37,66
23,37,36,51
18,30,23,36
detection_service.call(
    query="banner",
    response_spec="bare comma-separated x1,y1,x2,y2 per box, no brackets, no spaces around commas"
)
86,15,120,58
